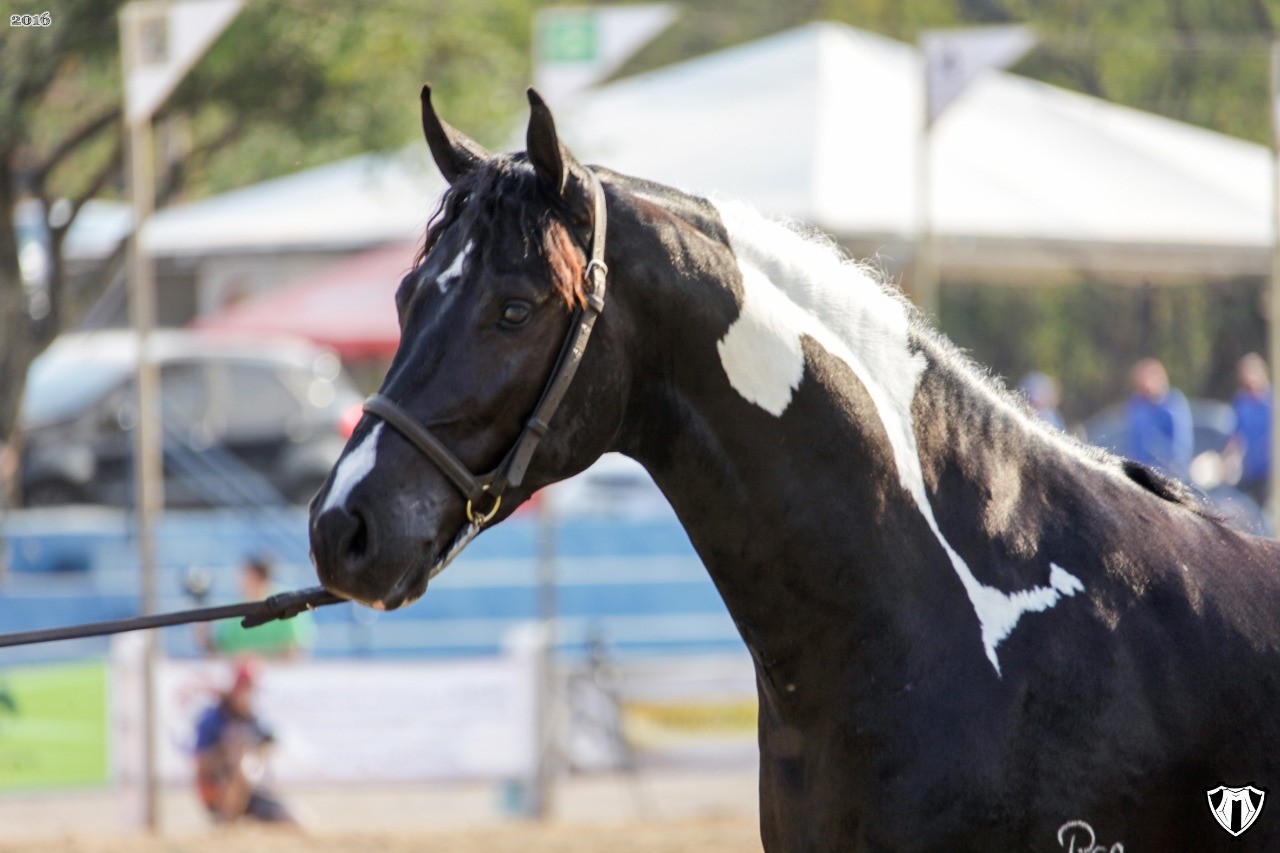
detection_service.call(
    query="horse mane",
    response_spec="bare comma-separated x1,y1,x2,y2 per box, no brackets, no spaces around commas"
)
705,196,1211,517
417,156,587,309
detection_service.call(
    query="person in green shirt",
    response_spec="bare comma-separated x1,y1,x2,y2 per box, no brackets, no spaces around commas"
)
196,557,316,658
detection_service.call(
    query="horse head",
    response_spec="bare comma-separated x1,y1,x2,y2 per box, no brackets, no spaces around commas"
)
309,87,628,608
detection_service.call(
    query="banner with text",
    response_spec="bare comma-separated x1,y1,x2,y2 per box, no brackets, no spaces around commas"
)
153,655,538,784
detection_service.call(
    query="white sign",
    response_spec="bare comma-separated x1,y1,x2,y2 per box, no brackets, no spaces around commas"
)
151,655,538,784
920,24,1036,126
533,5,678,108
122,0,243,125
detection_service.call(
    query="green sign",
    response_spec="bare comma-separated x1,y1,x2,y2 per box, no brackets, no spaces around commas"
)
0,661,109,790
540,12,598,64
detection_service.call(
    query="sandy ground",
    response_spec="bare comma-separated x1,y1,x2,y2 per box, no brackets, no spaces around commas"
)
0,767,762,852
0,817,761,853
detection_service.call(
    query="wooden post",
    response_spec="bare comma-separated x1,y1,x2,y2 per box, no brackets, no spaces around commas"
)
119,3,164,832
532,495,558,818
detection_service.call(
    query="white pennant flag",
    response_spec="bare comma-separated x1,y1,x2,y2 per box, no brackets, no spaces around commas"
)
920,24,1036,127
533,4,678,108
122,0,243,125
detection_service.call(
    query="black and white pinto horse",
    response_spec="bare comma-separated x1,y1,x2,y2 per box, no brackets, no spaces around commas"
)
310,89,1280,851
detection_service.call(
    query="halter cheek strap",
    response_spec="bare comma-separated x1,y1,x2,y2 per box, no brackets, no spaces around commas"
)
363,167,609,526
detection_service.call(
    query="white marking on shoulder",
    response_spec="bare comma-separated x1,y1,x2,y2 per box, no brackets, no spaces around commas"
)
710,198,1085,675
437,240,472,293
969,563,1085,675
321,423,384,513
716,263,805,415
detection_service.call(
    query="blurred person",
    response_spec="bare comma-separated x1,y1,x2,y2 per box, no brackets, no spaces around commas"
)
195,556,315,659
1127,357,1192,482
194,660,297,825
1226,352,1272,507
1018,371,1064,430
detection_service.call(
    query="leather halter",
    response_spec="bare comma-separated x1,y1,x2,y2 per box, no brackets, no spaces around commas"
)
362,168,608,526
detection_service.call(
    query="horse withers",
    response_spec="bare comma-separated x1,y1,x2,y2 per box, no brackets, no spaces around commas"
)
309,87,1280,851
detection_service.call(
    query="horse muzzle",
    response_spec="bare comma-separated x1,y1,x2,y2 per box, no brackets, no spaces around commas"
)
309,500,431,610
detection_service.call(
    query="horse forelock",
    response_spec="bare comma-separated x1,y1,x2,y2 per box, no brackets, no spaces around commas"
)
416,158,587,309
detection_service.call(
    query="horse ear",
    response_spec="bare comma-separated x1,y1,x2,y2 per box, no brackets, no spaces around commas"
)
526,88,568,194
526,88,593,219
421,84,490,184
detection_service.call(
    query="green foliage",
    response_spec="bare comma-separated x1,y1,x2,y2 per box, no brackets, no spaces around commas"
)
943,280,1268,423
165,0,540,198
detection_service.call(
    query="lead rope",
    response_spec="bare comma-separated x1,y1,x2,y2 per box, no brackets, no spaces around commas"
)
0,586,344,649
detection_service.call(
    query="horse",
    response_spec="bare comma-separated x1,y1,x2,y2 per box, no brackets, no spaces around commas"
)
309,87,1280,851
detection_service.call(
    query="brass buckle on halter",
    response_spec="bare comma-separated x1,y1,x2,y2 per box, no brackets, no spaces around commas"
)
466,487,502,526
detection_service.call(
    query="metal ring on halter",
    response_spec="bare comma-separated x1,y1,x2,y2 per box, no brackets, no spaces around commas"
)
585,259,608,280
466,489,502,525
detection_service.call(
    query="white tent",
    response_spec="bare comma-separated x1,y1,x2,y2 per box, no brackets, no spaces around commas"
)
143,150,443,256
141,21,1272,286
559,22,1272,283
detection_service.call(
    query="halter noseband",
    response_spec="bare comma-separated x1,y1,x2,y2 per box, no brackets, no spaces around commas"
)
362,168,609,527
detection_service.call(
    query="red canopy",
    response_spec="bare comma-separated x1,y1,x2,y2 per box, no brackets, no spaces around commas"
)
194,242,415,360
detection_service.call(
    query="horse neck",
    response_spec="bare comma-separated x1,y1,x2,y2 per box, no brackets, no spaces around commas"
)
611,196,1089,677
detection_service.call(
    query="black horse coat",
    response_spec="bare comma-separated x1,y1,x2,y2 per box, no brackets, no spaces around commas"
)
606,183,1280,851
310,91,1280,852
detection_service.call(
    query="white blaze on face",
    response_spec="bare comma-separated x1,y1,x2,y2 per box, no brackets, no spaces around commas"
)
436,240,473,293
321,423,384,514
711,199,1084,676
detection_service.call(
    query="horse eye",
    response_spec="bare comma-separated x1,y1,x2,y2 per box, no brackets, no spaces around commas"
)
500,301,532,327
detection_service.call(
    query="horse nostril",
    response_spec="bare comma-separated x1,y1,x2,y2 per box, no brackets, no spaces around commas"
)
312,504,376,587
346,510,369,564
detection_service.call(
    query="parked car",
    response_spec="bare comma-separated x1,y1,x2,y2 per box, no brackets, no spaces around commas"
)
19,330,363,508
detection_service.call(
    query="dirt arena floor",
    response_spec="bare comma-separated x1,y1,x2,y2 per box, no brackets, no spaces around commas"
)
0,767,762,852
0,817,761,853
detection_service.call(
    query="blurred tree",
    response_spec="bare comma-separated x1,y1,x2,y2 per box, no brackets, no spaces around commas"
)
0,0,536,502
3,0,1278,501
943,279,1268,424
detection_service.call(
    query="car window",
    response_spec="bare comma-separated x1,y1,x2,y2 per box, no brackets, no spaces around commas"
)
160,361,211,436
222,362,302,436
22,352,130,426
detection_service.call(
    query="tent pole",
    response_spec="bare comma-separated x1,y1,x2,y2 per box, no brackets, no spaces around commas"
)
915,65,939,317
119,5,163,831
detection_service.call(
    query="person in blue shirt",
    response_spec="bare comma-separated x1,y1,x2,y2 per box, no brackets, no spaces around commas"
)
1018,371,1065,431
194,661,296,824
1127,358,1192,483
1227,352,1272,507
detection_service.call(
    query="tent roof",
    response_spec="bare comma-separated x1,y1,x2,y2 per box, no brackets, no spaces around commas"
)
560,22,1271,277
192,241,412,359
143,152,442,256
145,21,1270,280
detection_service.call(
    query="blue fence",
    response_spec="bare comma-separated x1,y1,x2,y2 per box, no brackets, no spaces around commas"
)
0,507,745,664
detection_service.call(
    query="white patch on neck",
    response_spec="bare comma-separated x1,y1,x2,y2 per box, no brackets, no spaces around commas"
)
711,199,1085,676
436,240,472,293
321,423,383,513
